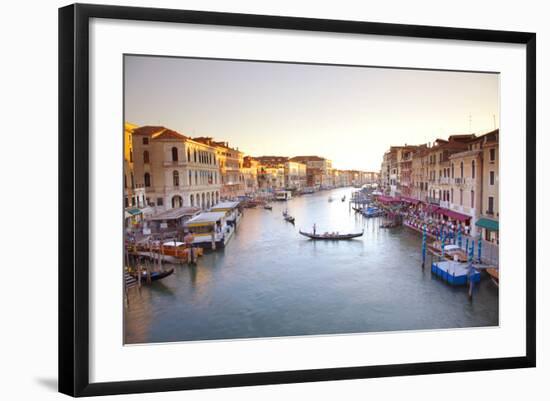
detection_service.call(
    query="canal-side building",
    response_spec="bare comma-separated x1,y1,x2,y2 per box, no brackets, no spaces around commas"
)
398,146,420,197
194,138,245,200
332,169,350,187
284,160,307,190
123,122,147,209
289,156,333,189
258,164,285,190
411,146,429,201
242,156,260,195
380,147,401,196
448,146,483,234
477,129,499,243
362,171,379,185
131,126,222,211
424,135,473,206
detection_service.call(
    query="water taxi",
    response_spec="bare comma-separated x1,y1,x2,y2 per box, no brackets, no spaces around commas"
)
275,190,292,201
185,202,242,249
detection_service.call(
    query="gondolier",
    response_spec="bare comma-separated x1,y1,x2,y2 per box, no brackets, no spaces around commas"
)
299,229,363,240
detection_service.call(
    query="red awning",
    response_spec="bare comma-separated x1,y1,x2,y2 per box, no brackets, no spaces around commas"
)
377,195,396,204
424,204,440,214
400,196,420,204
438,207,471,222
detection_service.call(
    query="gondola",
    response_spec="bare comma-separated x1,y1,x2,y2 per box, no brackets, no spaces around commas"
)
284,215,295,224
264,204,273,210
298,229,363,240
130,267,175,282
341,196,346,202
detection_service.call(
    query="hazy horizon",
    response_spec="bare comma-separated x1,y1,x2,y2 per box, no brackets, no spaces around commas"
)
124,55,499,171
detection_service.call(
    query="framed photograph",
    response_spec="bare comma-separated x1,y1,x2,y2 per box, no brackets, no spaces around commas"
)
59,3,536,397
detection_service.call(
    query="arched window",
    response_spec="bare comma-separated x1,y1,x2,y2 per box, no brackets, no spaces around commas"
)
187,148,191,162
172,195,182,208
129,150,133,163
460,189,463,205
173,170,179,186
195,171,198,185
143,150,149,164
460,162,464,178
451,188,454,203
471,190,475,208
130,173,134,188
194,149,197,163
171,147,178,162
188,171,192,186
471,160,475,179
190,194,194,207
451,163,454,178
144,172,151,187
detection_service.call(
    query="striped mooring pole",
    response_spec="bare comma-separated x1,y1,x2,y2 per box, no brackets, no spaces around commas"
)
422,225,427,269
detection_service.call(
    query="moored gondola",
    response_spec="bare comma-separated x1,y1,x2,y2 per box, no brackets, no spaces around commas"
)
130,267,175,282
298,229,363,240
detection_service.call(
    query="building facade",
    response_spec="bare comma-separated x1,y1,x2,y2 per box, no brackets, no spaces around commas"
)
194,138,245,200
131,126,222,211
242,156,260,195
123,122,146,209
284,161,307,190
479,130,499,243
289,156,333,189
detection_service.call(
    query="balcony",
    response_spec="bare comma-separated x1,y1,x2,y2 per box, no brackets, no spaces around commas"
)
454,177,465,185
439,177,450,185
426,196,440,205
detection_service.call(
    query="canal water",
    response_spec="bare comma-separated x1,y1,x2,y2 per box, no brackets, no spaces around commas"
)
124,187,499,344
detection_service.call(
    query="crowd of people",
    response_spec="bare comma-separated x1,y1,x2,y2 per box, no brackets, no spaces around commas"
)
389,203,472,241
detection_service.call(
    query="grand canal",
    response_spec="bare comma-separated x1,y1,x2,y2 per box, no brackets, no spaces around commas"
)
124,187,499,344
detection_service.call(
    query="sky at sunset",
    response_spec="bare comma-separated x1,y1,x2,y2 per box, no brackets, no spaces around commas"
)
124,55,499,171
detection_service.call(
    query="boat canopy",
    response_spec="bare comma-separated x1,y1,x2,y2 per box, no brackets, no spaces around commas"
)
475,217,499,231
150,207,201,221
185,212,226,227
210,201,240,212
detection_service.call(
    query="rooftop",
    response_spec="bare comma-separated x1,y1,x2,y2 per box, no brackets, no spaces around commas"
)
185,211,227,225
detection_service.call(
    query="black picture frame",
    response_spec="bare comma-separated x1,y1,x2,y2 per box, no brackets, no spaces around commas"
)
59,3,536,397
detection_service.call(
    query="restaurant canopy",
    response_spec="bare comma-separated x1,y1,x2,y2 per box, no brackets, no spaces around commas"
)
438,207,471,222
424,204,441,214
400,196,420,205
376,195,400,204
475,218,499,231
